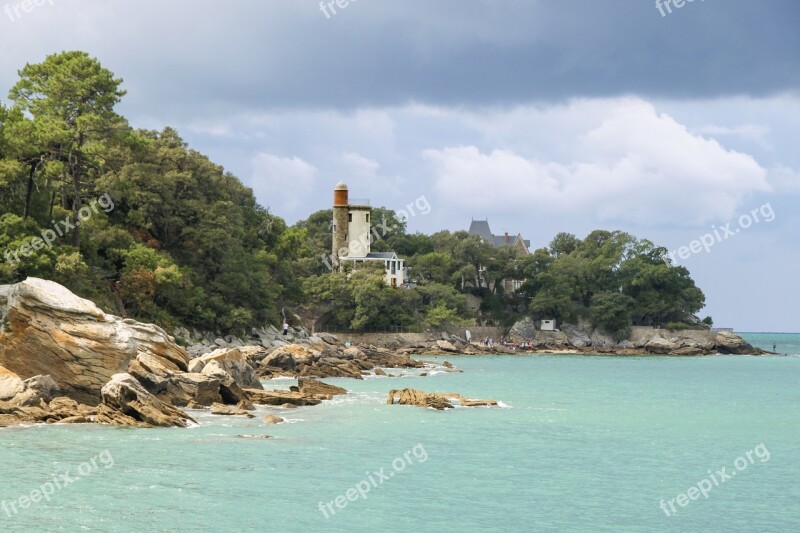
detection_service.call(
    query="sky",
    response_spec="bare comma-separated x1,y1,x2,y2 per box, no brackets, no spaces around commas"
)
1,0,798,332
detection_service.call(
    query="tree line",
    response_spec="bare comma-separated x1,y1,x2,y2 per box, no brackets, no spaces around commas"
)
0,51,706,338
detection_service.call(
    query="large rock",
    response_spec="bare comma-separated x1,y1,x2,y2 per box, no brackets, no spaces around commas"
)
260,351,297,372
387,389,499,410
244,388,322,407
562,325,592,348
435,340,458,353
11,374,61,407
201,361,246,404
97,373,195,428
0,365,24,401
714,331,759,355
265,344,322,366
644,337,679,354
510,317,537,339
166,373,222,407
0,278,190,404
210,402,255,418
297,378,348,400
187,347,263,389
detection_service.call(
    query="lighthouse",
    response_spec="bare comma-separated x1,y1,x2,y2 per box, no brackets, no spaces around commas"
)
330,181,405,286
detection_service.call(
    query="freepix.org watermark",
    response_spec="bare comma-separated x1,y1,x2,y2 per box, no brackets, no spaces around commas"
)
662,202,775,266
659,443,770,517
2,450,115,519
319,0,358,19
3,0,55,23
3,193,115,267
318,443,429,519
656,0,705,18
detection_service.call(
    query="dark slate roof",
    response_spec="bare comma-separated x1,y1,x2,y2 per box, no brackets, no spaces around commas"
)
468,220,494,242
469,220,530,251
366,252,399,259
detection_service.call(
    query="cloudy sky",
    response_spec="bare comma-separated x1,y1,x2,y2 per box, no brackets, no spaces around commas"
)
1,0,798,332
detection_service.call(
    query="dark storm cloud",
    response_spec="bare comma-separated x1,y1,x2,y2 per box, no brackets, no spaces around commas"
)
3,0,797,117
146,0,800,112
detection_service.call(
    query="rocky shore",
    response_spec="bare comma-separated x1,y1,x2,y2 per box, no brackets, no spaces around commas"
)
0,277,764,429
0,278,446,429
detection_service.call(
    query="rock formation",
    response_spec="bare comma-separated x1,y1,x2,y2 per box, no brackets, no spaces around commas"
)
96,373,196,428
387,389,499,410
0,278,189,404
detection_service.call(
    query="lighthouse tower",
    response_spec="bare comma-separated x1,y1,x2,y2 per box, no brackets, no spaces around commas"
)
330,181,404,286
331,181,372,269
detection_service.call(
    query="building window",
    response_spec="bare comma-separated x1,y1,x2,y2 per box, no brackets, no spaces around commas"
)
348,213,352,222
366,214,370,223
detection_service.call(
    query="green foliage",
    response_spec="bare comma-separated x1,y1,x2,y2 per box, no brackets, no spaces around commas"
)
590,292,634,340
0,51,710,339
702,316,713,326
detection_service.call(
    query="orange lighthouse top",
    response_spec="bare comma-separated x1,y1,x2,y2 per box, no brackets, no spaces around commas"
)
334,181,349,207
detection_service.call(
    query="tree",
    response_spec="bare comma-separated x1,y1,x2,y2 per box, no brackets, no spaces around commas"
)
549,232,579,257
590,292,634,340
412,252,453,284
9,51,127,247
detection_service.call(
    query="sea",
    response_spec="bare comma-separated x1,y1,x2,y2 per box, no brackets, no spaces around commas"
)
0,333,798,532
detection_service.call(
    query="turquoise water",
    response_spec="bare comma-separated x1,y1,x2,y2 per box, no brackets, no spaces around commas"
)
2,345,800,532
740,332,800,356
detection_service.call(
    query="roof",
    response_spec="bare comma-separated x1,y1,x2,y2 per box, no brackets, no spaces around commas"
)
468,220,494,242
468,220,530,252
366,252,399,260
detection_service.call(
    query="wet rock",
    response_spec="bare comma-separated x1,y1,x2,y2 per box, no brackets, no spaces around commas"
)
96,373,195,428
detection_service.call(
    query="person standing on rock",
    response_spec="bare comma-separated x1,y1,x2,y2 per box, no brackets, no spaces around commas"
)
465,330,472,344
283,322,289,336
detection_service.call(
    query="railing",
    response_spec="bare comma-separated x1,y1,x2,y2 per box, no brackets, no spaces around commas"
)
348,198,371,207
711,328,734,333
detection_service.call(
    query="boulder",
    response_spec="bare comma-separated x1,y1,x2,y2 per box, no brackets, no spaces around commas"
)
187,347,263,390
265,344,322,366
387,389,454,410
48,397,96,419
645,337,679,354
387,389,499,410
0,365,25,402
510,317,537,339
342,346,365,360
0,278,189,404
714,331,759,355
244,388,322,407
260,351,298,372
166,373,222,407
201,361,246,404
128,352,222,407
210,403,255,418
10,375,61,407
435,340,458,353
263,415,284,425
237,399,255,411
297,378,348,400
562,325,592,348
96,373,195,428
